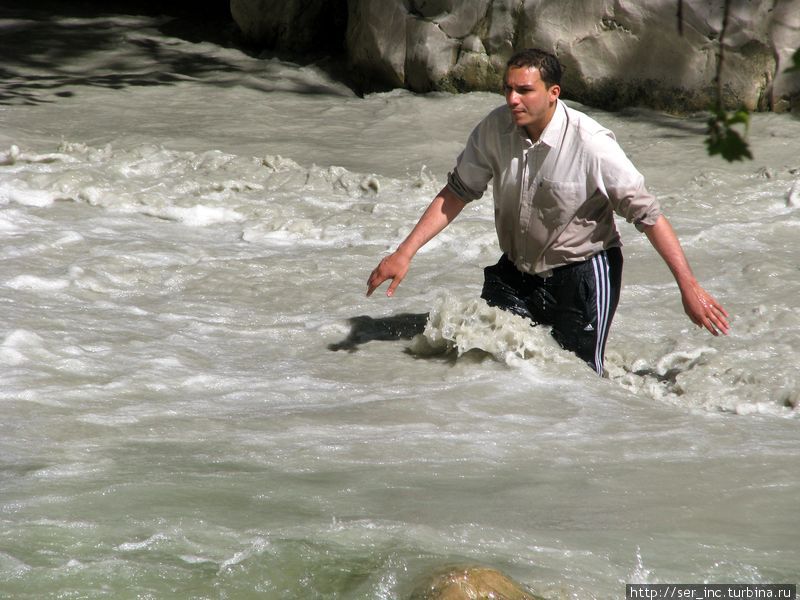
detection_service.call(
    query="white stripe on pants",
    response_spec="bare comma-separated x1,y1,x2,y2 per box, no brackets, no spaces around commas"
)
591,251,612,376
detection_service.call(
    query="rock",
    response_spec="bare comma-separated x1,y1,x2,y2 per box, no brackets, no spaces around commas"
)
447,50,505,92
518,0,780,111
229,0,800,113
768,0,800,113
405,17,460,92
427,0,492,40
409,565,546,600
346,0,408,89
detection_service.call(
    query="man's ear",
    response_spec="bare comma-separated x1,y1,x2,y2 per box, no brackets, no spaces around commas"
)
548,84,561,101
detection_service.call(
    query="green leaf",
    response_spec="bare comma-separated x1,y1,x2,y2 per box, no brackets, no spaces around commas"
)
727,108,750,127
705,108,753,162
705,127,753,161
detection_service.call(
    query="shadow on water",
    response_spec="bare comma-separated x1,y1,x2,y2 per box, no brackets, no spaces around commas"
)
0,0,353,106
328,313,429,353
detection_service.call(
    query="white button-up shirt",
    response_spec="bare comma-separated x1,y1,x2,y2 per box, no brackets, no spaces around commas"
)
447,100,661,275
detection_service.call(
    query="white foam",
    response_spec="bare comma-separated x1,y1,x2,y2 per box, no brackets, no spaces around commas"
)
654,347,717,377
179,555,217,565
55,231,85,245
78,413,140,426
0,144,76,166
0,551,32,576
241,220,328,245
0,212,21,231
117,533,169,552
787,180,800,207
140,204,244,227
1,329,45,350
0,329,59,366
8,188,57,207
218,537,270,572
0,145,21,165
409,294,571,366
6,275,70,291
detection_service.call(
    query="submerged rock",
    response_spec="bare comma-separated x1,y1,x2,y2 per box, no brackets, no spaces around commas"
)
409,565,546,600
230,0,800,113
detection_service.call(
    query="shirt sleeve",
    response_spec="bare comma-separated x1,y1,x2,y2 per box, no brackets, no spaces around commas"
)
590,131,662,231
445,118,495,203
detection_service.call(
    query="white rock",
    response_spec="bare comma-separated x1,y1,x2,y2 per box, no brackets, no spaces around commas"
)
405,17,459,91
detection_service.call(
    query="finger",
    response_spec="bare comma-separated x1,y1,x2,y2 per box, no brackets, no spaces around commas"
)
704,310,730,336
714,302,730,318
386,274,403,297
710,311,730,335
366,270,384,297
691,307,717,335
703,318,720,336
695,292,730,335
704,299,730,330
366,279,384,297
704,292,729,314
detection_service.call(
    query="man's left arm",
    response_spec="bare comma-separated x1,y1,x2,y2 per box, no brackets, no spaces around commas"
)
642,215,730,336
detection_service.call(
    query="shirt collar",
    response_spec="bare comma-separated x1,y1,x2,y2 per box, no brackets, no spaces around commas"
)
539,100,566,147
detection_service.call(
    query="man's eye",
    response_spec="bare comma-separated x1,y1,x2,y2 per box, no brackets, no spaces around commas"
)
504,86,533,94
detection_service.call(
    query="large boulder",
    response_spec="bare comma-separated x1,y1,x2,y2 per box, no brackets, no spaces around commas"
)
229,0,800,112
518,0,778,111
770,0,800,112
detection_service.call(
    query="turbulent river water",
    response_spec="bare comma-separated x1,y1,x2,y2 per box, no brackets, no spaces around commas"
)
1,5,799,599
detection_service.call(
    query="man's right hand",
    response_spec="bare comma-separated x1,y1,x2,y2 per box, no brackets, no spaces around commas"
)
366,250,411,297
365,186,466,298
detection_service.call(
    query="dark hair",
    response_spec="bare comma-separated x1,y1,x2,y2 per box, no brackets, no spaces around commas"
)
506,49,563,88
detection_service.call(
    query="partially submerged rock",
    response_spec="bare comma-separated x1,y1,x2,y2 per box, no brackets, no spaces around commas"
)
409,565,546,600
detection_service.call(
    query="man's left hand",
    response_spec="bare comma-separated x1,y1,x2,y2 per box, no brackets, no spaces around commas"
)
680,281,730,336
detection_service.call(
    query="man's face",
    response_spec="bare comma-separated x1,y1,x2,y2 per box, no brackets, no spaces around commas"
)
503,66,560,137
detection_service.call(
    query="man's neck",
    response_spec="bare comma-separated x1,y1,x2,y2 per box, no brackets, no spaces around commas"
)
525,102,558,141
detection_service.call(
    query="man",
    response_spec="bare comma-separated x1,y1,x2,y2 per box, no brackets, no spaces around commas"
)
366,48,729,375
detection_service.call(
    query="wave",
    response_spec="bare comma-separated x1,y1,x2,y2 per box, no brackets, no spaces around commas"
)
409,294,577,366
411,295,798,418
0,142,438,242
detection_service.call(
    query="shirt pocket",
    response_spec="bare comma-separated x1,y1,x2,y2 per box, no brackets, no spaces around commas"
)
534,180,582,229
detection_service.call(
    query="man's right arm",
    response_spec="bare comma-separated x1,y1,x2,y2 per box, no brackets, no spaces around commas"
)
366,185,466,297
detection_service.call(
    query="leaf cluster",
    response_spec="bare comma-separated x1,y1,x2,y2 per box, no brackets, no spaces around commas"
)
705,108,753,162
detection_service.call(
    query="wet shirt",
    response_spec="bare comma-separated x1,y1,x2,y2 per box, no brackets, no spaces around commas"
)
447,100,661,275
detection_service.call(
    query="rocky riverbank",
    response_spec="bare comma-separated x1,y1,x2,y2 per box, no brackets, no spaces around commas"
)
230,0,800,113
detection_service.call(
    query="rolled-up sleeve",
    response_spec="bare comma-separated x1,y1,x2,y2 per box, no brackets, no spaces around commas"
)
446,168,483,202
446,120,495,203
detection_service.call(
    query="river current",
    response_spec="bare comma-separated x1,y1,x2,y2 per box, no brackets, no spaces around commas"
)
1,5,799,599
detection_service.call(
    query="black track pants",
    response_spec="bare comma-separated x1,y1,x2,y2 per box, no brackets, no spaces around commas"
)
481,249,623,375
